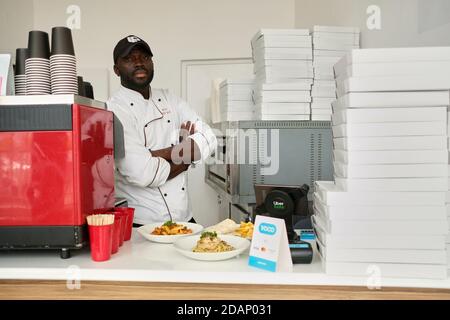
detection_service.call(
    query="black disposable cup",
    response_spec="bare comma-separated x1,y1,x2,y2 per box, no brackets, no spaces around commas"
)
15,48,29,75
28,31,50,59
77,76,85,96
84,82,94,99
51,27,75,56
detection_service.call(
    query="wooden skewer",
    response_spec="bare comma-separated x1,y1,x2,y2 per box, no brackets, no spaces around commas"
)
86,214,114,226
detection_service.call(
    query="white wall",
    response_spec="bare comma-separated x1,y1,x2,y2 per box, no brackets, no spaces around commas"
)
26,0,295,101
0,0,34,55
295,0,450,48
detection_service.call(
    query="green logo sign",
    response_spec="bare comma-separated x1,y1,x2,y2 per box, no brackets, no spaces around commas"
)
273,200,284,210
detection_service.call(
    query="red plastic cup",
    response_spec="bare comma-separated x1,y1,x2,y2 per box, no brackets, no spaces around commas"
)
88,224,113,262
111,215,123,254
114,207,135,241
113,211,128,247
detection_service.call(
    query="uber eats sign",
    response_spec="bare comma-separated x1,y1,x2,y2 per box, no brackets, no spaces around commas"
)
272,200,285,210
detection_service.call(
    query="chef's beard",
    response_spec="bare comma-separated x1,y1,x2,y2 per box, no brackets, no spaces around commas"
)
121,69,154,91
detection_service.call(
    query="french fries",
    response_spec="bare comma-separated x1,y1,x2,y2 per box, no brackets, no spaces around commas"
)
233,221,254,239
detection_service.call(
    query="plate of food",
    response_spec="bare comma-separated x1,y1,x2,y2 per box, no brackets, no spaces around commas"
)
173,231,250,261
137,221,203,244
205,219,254,240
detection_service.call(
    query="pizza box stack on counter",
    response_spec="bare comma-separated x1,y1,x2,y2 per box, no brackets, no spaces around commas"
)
447,111,450,273
313,47,450,279
311,25,360,121
219,79,255,121
251,29,313,120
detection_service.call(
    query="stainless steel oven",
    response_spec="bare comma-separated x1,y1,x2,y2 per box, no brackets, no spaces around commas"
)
205,120,333,206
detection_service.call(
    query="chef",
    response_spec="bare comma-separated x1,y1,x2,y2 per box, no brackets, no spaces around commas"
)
107,35,217,226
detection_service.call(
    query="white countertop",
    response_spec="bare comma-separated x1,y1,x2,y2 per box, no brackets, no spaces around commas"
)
1,229,449,290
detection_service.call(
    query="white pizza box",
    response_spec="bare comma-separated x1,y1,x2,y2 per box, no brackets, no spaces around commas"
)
313,33,360,43
314,180,446,206
254,74,314,85
333,136,447,151
253,37,312,49
313,192,447,220
335,61,450,79
256,63,314,73
312,217,446,250
315,236,447,264
313,25,360,34
255,66,314,78
332,122,447,138
253,47,313,60
334,162,448,179
255,72,314,83
332,107,446,126
313,34,360,45
313,49,350,58
313,41,359,51
336,76,450,97
256,103,310,115
220,100,254,109
256,34,312,42
222,106,255,113
313,56,344,66
313,79,336,87
313,210,448,236
254,80,313,91
255,91,312,103
335,47,450,71
311,108,332,115
311,103,332,110
254,59,313,71
313,30,360,38
320,259,448,279
334,176,448,192
251,29,311,46
221,112,254,122
254,114,310,121
313,73,335,81
311,114,332,121
333,149,448,165
312,97,336,104
314,62,337,71
311,86,336,98
220,92,253,102
332,91,450,110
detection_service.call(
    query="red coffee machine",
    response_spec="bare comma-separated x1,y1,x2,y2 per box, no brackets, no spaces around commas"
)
0,95,115,258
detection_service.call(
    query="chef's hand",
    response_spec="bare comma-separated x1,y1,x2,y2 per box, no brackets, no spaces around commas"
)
179,121,196,142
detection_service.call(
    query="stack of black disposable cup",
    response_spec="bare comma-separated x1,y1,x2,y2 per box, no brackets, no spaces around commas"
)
14,48,28,95
25,31,51,95
50,26,77,94
84,81,94,99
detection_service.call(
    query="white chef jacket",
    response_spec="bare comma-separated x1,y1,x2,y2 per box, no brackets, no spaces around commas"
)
107,85,217,225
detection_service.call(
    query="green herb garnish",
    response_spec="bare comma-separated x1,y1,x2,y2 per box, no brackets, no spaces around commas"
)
200,231,217,239
163,220,175,227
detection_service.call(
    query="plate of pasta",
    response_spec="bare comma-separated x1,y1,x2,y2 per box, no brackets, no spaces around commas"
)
173,232,250,261
137,221,204,244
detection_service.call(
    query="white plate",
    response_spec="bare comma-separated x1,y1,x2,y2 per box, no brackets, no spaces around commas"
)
173,234,250,261
137,222,203,244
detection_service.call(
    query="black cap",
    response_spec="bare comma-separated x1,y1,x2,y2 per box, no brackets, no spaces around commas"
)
113,35,153,64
